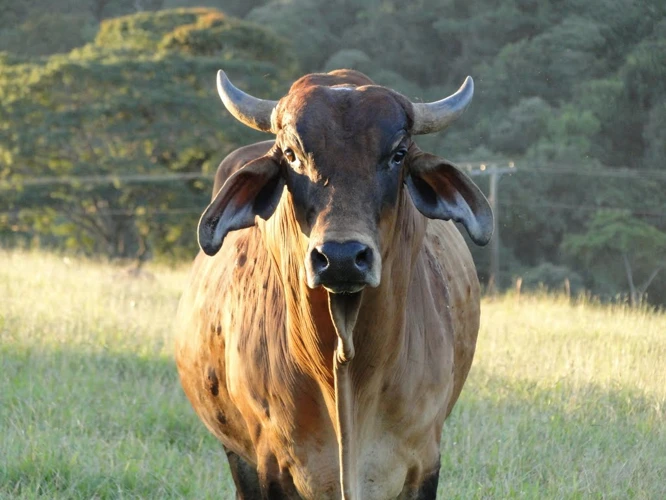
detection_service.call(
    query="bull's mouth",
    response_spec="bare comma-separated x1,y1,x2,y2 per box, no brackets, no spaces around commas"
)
321,282,366,295
327,289,363,363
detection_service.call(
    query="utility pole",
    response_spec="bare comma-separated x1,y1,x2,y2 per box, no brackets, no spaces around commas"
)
487,167,500,295
469,163,515,295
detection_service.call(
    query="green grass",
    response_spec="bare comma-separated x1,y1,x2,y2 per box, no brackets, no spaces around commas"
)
1,251,664,499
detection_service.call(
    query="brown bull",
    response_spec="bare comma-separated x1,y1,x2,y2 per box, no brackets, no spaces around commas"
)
175,69,493,499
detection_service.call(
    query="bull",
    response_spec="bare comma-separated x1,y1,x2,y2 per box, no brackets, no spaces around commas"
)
175,69,493,499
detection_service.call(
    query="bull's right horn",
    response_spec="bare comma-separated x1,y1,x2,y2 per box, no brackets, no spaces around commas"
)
216,70,278,134
411,76,474,135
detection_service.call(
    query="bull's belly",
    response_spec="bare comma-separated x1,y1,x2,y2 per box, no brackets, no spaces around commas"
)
176,332,452,500
179,370,446,500
281,428,441,499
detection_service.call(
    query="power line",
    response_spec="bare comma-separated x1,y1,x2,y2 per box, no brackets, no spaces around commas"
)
2,163,666,187
499,201,666,218
0,207,202,216
462,164,666,181
1,201,663,219
0,172,213,187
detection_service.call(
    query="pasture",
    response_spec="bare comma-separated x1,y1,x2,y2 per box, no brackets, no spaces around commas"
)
1,251,664,499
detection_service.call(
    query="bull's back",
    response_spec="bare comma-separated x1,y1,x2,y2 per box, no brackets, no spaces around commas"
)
425,220,481,415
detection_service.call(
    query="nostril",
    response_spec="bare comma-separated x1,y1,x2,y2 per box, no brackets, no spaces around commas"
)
355,247,372,271
311,248,329,273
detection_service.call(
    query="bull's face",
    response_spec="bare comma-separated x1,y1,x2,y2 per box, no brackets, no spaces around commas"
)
198,70,493,295
275,84,413,293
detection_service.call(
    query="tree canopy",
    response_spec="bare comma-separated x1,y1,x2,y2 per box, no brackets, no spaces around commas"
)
0,8,294,258
1,0,665,304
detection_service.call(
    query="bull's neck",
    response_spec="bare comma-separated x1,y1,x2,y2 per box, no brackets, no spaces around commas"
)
261,193,338,393
260,190,427,387
349,191,427,373
262,190,427,499
333,193,427,500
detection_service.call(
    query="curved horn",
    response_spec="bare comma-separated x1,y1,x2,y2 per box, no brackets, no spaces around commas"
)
216,70,278,133
411,76,474,135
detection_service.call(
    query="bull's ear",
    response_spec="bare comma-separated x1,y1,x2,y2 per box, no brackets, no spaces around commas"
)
406,151,494,246
198,156,284,256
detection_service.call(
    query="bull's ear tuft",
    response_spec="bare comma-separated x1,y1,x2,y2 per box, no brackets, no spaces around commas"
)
198,156,284,256
406,151,494,246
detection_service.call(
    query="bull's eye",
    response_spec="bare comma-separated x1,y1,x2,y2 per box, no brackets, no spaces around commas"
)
284,148,296,163
283,147,304,172
391,149,407,166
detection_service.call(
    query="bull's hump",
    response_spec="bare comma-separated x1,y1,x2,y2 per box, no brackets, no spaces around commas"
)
289,70,374,92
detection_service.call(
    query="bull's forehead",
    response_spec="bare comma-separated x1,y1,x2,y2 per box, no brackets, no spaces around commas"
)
278,85,410,159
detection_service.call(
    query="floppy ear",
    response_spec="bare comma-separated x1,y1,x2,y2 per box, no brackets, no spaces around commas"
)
406,150,494,246
198,156,284,256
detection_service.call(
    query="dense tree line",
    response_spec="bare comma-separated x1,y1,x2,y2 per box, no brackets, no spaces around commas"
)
1,0,665,304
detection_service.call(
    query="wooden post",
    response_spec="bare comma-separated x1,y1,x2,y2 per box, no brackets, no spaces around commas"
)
488,167,500,295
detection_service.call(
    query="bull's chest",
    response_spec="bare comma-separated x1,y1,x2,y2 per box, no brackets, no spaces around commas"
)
221,325,452,500
178,237,455,498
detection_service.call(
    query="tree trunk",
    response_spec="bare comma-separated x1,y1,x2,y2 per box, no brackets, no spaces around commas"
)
622,252,639,307
637,266,664,303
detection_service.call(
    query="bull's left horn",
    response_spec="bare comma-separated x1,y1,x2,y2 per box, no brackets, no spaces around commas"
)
411,76,474,135
216,70,278,133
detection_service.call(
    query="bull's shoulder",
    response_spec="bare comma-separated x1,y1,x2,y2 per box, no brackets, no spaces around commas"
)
175,228,286,457
423,219,480,415
212,140,275,198
424,220,478,288
422,219,480,331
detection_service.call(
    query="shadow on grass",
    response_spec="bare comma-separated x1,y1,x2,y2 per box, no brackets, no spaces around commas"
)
1,346,664,498
0,345,234,499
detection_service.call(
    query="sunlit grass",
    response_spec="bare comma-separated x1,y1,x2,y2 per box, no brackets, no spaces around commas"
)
439,294,666,498
1,250,664,498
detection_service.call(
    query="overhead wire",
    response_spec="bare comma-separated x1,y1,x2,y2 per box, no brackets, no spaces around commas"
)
2,163,666,186
1,164,664,217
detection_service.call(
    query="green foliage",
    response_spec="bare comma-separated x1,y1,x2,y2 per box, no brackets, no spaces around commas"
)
563,210,666,302
643,98,666,169
163,0,269,18
247,0,338,72
0,13,96,56
563,210,666,265
0,0,665,303
519,262,584,295
0,8,294,259
489,98,552,156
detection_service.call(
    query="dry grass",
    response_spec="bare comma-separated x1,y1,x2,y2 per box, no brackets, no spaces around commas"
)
1,250,664,498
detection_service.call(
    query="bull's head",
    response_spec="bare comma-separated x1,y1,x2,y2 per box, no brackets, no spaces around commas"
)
199,70,493,295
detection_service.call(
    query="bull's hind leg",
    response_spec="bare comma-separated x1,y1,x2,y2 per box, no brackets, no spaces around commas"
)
224,447,262,499
399,466,441,500
224,447,300,499
416,467,440,500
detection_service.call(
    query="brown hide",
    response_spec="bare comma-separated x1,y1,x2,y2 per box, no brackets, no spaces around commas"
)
175,70,487,499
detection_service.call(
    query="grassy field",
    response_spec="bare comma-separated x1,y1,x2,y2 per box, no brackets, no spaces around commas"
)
1,251,664,499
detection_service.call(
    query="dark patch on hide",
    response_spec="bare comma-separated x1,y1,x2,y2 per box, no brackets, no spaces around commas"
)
206,366,219,396
216,410,227,425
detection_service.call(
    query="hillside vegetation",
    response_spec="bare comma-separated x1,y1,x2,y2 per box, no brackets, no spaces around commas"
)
1,251,664,498
1,1,665,304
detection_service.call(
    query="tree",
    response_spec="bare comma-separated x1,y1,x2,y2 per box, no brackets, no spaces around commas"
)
562,210,666,306
246,0,338,72
643,98,666,170
1,0,666,303
0,8,295,259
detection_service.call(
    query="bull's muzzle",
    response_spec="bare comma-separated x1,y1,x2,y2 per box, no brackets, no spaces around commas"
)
307,241,376,294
